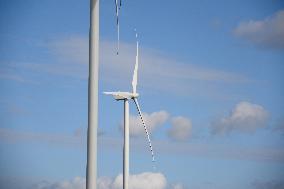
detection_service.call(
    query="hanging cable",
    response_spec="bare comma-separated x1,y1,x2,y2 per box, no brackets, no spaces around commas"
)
115,0,120,55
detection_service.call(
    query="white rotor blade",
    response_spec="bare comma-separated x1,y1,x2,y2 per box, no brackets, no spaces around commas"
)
133,98,155,163
115,0,120,55
132,31,139,94
117,22,120,55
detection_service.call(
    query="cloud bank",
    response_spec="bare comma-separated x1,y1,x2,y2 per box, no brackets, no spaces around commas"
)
27,172,181,189
15,36,250,99
234,10,284,49
211,101,269,135
121,111,192,141
35,177,85,189
124,111,169,137
0,127,84,146
1,127,284,162
111,172,167,189
168,116,192,141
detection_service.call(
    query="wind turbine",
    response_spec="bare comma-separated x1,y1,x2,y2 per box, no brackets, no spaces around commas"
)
115,0,122,55
104,32,155,189
87,1,124,188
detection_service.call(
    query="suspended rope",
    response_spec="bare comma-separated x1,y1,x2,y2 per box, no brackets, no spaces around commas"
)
115,0,122,55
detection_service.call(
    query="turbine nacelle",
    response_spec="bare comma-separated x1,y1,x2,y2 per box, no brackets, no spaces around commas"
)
104,92,139,100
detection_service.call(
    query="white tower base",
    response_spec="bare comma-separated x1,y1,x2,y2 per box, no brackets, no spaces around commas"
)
87,0,99,189
123,99,129,189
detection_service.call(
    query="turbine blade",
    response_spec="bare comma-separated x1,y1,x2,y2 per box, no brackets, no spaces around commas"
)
115,0,118,16
115,0,119,55
133,98,156,164
103,92,117,95
117,21,119,55
132,31,139,94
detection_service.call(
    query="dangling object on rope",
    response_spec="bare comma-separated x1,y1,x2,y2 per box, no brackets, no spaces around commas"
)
115,0,122,55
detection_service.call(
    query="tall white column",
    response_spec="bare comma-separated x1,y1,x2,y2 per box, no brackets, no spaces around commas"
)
87,0,99,189
123,99,129,189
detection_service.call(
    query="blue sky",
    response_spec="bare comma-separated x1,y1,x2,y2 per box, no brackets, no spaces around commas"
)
0,0,284,189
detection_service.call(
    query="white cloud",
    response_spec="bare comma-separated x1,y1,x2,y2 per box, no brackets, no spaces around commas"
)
1,127,284,162
16,36,250,98
100,40,250,91
124,111,169,137
0,127,85,147
112,172,167,189
0,66,38,84
153,138,284,162
168,116,192,141
46,36,249,83
97,177,113,189
0,72,31,83
211,101,269,135
35,177,85,189
47,36,89,65
234,10,284,49
30,172,168,189
171,183,186,189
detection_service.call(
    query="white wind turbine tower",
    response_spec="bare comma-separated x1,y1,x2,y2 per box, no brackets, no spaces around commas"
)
87,1,122,188
104,32,155,189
